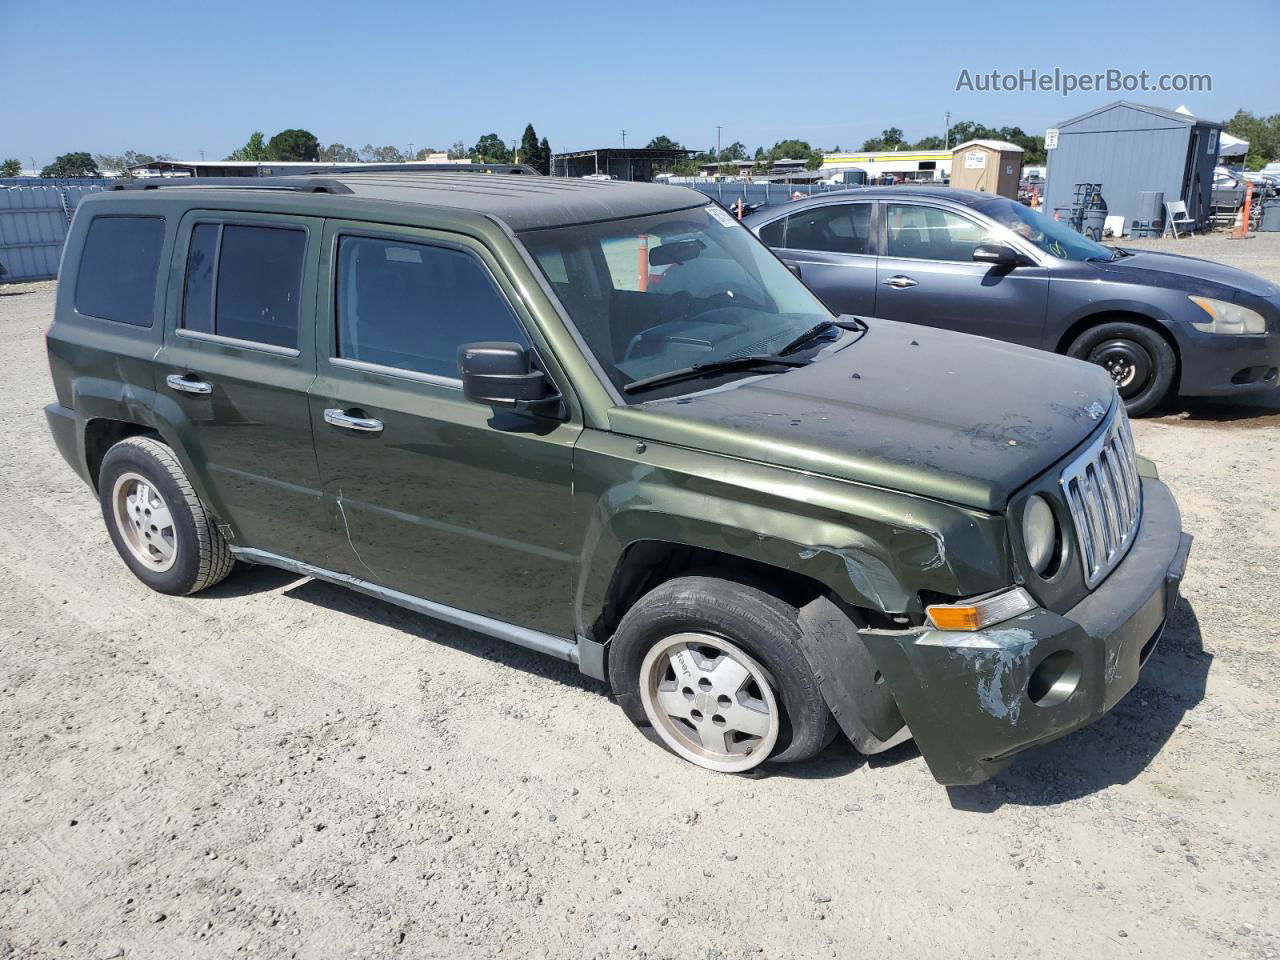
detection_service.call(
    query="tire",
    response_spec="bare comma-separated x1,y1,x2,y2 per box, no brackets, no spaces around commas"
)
608,576,835,773
98,436,234,595
1067,321,1176,417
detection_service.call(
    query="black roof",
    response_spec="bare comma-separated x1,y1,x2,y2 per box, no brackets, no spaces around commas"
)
115,172,708,232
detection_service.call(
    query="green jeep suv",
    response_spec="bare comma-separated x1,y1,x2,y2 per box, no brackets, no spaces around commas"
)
43,171,1191,784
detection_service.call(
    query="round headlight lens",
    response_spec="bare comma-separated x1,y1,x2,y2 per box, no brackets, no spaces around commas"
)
1022,495,1059,576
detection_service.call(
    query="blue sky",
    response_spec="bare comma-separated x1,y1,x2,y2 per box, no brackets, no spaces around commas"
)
2,0,1271,167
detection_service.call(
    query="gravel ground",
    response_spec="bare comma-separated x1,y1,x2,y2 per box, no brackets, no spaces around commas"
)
1,266,1278,960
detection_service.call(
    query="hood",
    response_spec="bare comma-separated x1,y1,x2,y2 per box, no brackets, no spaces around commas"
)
1098,249,1279,299
608,319,1116,511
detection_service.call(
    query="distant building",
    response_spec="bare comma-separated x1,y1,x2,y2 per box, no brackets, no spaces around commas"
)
820,149,953,182
550,147,695,181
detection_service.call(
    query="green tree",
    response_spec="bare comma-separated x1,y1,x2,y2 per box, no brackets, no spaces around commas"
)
537,136,552,175
646,135,683,151
40,152,99,178
1225,110,1280,170
320,142,360,163
448,140,467,160
360,144,405,163
226,132,269,161
765,139,814,161
717,141,748,162
519,123,541,168
267,128,320,162
470,133,511,164
1,158,21,177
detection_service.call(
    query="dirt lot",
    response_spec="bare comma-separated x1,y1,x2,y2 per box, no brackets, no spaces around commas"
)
2,235,1279,960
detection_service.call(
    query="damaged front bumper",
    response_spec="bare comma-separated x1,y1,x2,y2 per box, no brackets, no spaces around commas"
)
860,477,1191,786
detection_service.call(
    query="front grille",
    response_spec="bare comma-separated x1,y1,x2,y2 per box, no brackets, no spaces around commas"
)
1060,406,1143,588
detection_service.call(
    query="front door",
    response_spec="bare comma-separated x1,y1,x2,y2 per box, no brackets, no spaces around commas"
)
874,201,1049,347
156,210,336,562
763,201,878,316
308,221,581,638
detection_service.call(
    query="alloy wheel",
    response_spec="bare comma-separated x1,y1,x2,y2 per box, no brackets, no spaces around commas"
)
111,471,178,573
639,632,780,773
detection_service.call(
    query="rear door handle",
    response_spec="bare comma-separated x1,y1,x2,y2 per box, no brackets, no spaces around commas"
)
882,275,918,288
324,408,384,433
166,373,212,395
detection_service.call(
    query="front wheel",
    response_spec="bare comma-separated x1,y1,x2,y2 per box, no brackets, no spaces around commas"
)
608,576,835,773
1067,322,1176,417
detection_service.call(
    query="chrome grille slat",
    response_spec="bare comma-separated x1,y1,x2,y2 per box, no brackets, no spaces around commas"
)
1059,406,1144,588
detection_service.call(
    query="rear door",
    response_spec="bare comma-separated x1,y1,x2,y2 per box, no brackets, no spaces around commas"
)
306,220,581,637
157,210,337,562
874,201,1049,346
758,201,878,316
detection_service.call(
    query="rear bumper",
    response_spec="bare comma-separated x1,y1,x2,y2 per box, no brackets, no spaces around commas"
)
1175,328,1280,396
44,402,90,486
862,477,1190,785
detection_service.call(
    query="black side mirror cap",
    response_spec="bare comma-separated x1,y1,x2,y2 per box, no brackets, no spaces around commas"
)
972,242,1022,268
458,341,563,416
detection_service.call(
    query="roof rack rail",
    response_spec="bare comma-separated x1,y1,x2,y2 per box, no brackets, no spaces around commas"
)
310,163,543,176
109,177,353,194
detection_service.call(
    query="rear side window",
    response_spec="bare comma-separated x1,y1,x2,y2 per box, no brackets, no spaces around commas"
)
783,204,872,255
75,216,165,326
757,217,785,247
335,235,528,379
181,223,306,349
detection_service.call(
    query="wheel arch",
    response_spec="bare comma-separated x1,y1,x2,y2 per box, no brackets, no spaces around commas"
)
1054,310,1182,390
84,418,158,491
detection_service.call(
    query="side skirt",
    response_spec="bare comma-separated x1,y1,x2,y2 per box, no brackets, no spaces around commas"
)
231,547,582,667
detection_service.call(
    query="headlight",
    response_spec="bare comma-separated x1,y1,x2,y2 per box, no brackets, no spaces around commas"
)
1022,494,1059,576
1188,296,1267,335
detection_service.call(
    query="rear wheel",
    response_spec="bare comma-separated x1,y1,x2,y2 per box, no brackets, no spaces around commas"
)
1067,321,1175,417
99,436,234,595
608,576,835,773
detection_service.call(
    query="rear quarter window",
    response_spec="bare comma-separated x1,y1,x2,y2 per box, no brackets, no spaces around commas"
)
74,216,165,327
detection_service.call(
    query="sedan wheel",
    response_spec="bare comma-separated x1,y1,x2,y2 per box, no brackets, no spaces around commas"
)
639,632,780,773
1087,338,1152,397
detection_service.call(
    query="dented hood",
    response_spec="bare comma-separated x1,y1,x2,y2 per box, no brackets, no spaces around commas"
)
608,319,1116,511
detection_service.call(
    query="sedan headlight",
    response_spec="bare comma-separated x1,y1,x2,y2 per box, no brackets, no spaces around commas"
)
1188,296,1267,335
1022,494,1059,576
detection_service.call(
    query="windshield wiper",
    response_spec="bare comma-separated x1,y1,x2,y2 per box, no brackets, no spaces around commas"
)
622,354,810,395
777,318,864,355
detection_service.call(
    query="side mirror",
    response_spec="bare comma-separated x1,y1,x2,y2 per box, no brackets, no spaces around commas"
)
458,341,561,414
972,242,1020,268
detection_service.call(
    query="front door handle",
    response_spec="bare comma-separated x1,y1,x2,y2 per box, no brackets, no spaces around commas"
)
166,373,212,395
324,408,384,433
882,275,918,289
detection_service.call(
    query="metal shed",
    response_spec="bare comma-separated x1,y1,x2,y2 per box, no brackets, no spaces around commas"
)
1044,101,1221,236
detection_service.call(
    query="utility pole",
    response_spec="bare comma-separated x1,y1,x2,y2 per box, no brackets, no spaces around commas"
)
621,129,627,149
716,125,723,157
408,142,414,161
944,111,951,150
199,149,206,161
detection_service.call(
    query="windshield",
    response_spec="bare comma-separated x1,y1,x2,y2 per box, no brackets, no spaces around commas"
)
519,205,835,398
972,196,1116,262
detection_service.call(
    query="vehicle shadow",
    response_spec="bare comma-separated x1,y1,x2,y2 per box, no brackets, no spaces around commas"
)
195,563,306,598
277,576,605,694
1150,392,1280,425
947,597,1209,810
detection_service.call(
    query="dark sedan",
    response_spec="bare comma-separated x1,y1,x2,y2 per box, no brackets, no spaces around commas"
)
744,187,1280,414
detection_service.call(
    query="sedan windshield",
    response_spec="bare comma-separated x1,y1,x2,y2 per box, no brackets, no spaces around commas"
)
519,205,836,398
972,196,1118,262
